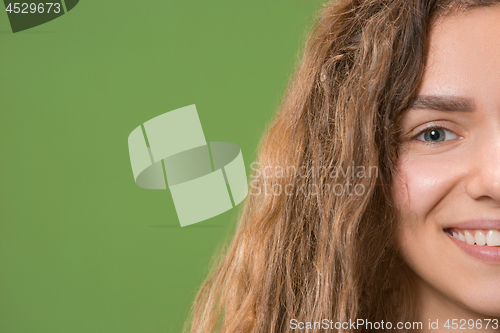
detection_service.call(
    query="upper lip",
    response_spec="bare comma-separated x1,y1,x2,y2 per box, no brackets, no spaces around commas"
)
444,219,500,230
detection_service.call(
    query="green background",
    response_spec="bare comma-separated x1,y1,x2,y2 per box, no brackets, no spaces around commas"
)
0,1,322,332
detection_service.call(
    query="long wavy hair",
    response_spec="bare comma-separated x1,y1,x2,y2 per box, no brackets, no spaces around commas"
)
186,1,500,332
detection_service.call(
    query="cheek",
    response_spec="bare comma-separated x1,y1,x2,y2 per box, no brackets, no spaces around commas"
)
392,154,458,292
392,153,460,220
391,151,465,277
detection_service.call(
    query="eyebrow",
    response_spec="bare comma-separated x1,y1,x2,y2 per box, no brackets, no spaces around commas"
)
410,95,475,112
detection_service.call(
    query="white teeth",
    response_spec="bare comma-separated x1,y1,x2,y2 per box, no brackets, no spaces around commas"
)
475,231,486,246
486,230,500,246
465,231,475,245
451,229,500,246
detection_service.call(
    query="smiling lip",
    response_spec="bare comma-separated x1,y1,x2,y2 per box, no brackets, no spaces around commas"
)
447,234,500,263
444,220,500,263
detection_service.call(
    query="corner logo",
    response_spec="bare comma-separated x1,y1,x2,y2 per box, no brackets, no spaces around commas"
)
128,105,248,227
3,0,79,33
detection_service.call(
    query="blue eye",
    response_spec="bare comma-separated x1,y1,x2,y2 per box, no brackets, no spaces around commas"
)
417,128,457,143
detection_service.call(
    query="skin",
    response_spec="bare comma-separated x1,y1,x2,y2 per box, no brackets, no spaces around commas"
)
393,5,500,332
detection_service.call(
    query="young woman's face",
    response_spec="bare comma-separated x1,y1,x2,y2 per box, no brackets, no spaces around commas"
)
393,5,500,320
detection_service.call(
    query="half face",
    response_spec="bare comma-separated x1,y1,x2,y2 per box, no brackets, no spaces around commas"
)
393,5,500,320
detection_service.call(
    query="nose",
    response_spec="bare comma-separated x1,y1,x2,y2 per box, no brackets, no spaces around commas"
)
464,132,500,204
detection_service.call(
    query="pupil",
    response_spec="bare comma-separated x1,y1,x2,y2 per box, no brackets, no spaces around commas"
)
429,129,441,141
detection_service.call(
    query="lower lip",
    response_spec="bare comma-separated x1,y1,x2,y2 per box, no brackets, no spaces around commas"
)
447,232,500,263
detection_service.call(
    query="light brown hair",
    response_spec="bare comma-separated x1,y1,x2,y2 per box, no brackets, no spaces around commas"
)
186,1,500,332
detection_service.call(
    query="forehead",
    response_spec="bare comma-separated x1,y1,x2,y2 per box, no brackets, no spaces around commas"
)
418,5,500,105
